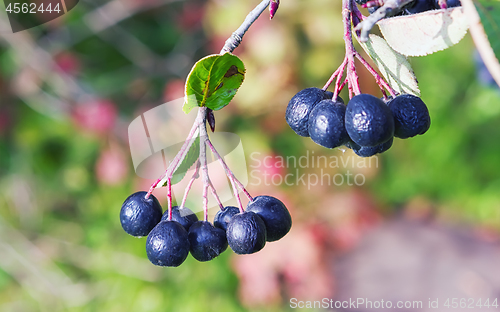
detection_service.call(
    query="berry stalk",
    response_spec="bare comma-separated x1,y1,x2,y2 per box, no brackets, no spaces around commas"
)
205,139,253,203
209,183,224,210
205,139,248,213
343,0,361,98
145,114,202,199
179,161,200,210
167,177,173,220
323,57,347,92
333,58,348,100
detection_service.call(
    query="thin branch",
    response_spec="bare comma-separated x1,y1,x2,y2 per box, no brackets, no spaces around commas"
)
198,116,210,222
220,0,271,53
354,0,413,42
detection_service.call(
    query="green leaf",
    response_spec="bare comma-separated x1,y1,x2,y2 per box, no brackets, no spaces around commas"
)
358,34,420,96
183,53,245,114
475,0,500,64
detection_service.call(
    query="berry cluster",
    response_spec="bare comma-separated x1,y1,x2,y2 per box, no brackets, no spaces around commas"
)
120,191,291,267
362,0,461,15
286,88,430,157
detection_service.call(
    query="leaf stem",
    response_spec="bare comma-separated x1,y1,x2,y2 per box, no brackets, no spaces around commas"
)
220,0,271,54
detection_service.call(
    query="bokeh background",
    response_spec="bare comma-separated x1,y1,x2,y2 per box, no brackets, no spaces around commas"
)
0,0,500,311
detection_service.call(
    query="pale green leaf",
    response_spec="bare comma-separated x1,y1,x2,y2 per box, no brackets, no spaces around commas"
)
358,34,420,96
378,7,469,57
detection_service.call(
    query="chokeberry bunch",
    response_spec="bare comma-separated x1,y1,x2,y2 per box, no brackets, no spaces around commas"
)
120,189,292,266
117,1,298,267
284,0,433,157
286,89,430,157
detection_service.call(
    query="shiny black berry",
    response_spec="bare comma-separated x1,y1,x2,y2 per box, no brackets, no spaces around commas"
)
161,206,198,231
286,87,328,137
444,0,461,8
188,221,228,261
214,206,240,232
120,191,163,237
146,220,190,267
227,212,267,254
404,0,436,14
246,195,292,242
345,94,395,147
388,94,430,139
308,99,350,149
324,92,344,104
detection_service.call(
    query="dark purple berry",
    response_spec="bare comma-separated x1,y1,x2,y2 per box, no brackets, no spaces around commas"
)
446,0,461,7
146,220,190,267
188,221,228,261
388,94,430,139
161,206,198,231
227,212,267,254
245,195,292,242
120,191,162,237
214,206,240,232
345,94,395,147
308,99,350,149
286,87,328,137
404,0,436,14
324,91,344,104
347,137,393,157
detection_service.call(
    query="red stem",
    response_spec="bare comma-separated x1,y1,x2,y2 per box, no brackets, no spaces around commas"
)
145,114,202,199
343,0,361,98
167,178,173,221
205,139,253,201
333,57,348,101
180,161,200,210
209,183,224,210
323,57,348,92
